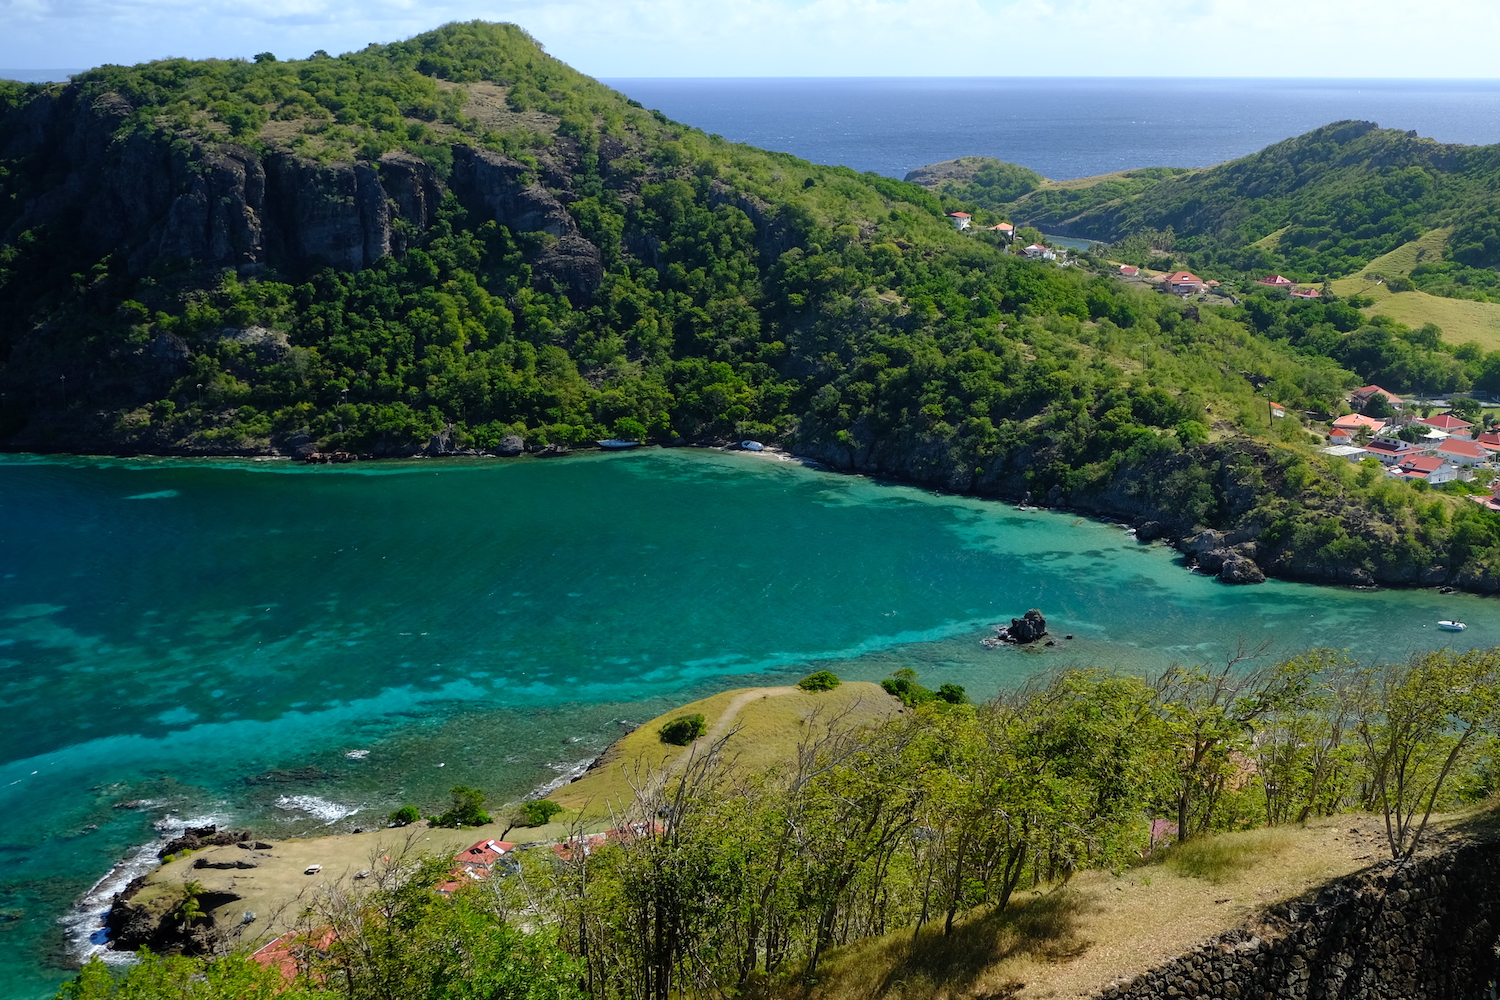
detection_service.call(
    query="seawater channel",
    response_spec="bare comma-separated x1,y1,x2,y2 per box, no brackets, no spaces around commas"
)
3,447,1498,997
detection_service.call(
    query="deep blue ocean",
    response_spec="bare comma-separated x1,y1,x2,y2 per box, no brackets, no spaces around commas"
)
603,78,1500,179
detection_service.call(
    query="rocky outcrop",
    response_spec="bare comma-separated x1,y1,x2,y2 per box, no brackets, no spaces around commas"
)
1095,839,1500,999
157,824,250,859
986,609,1048,647
0,85,600,289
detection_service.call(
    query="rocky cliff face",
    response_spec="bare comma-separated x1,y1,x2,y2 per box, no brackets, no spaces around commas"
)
0,86,599,295
1095,838,1500,1000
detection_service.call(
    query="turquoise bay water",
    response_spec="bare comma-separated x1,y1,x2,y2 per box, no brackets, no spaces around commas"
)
4,448,1500,996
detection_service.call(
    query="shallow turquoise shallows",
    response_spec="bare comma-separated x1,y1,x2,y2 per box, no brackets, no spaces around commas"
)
4,448,1500,997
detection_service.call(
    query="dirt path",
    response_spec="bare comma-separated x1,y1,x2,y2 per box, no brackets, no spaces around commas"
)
647,686,800,796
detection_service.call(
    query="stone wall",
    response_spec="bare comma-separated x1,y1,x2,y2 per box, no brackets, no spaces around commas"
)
1095,841,1500,1000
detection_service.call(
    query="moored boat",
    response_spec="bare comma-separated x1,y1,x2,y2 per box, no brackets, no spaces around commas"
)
1438,620,1468,631
740,440,765,451
598,439,640,450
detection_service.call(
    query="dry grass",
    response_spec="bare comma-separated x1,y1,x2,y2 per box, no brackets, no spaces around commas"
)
1159,827,1298,884
1325,228,1500,350
550,681,898,817
801,815,1400,1000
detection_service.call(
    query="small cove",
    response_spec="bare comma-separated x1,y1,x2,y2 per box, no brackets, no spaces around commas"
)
3,447,1500,997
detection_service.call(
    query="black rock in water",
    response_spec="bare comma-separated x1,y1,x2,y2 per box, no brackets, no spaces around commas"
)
1009,609,1048,643
983,608,1048,647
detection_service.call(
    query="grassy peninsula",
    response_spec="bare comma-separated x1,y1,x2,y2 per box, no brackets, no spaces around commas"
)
62,650,1500,999
8,23,1500,589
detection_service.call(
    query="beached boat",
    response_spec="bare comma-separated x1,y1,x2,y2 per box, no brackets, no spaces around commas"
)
597,439,640,450
740,440,765,451
1438,620,1468,631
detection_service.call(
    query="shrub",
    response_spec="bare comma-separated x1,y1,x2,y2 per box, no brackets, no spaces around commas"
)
938,683,970,705
388,804,421,827
521,799,563,826
659,713,707,746
797,670,841,692
433,786,491,828
882,668,936,708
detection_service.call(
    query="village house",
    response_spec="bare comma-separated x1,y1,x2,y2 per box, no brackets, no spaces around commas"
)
1475,430,1500,453
1163,270,1205,295
1328,413,1387,443
985,222,1015,241
1389,454,1459,485
1435,437,1490,467
1257,275,1295,287
1350,384,1404,411
1290,287,1322,299
1119,264,1140,277
1417,413,1475,439
437,837,517,893
1320,444,1371,462
1269,401,1287,418
1362,435,1423,465
948,212,971,231
1022,243,1056,260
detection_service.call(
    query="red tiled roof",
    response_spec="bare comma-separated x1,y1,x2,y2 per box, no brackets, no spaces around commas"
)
1420,413,1474,431
987,222,1014,230
1476,431,1500,448
1438,439,1487,458
1332,414,1385,431
1352,385,1401,401
1290,288,1322,298
1257,275,1295,286
1399,455,1446,473
1120,265,1140,275
1165,271,1202,284
949,212,971,218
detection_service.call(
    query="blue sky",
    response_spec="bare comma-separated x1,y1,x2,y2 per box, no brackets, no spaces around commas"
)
2,0,1495,77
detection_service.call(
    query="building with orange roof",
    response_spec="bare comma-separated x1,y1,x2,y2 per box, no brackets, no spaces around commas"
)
1163,270,1204,294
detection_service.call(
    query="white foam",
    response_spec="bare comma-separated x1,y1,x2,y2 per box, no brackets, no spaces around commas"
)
59,811,224,966
529,756,598,797
274,794,360,824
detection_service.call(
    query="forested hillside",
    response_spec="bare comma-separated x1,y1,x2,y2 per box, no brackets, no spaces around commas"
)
6,23,1500,589
913,122,1500,289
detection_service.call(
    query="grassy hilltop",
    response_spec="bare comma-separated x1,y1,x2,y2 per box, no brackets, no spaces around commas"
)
7,24,1500,589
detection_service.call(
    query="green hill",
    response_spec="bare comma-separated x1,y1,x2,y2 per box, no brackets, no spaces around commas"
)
10,23,1500,591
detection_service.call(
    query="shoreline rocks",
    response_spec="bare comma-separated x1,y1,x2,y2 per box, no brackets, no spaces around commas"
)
984,609,1048,648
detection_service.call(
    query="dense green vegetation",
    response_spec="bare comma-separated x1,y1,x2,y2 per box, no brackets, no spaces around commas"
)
937,122,1500,289
57,650,1500,999
6,23,1500,588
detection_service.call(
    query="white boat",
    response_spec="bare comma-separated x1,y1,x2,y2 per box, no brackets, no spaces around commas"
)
740,440,765,451
597,439,640,450
1438,620,1468,631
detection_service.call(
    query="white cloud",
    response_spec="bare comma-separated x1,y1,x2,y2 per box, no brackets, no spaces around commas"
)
1,0,1496,77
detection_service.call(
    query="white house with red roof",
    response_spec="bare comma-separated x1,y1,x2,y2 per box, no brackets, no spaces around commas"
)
1390,454,1458,484
1023,243,1056,260
1435,438,1490,467
1362,436,1422,465
1475,430,1500,453
1120,265,1140,277
1417,413,1475,438
1163,270,1205,294
1289,287,1322,299
1350,385,1404,411
437,837,518,894
985,222,1014,240
1257,275,1295,287
1329,413,1387,441
949,212,971,231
